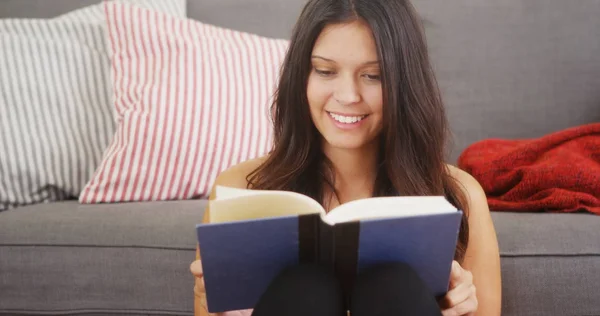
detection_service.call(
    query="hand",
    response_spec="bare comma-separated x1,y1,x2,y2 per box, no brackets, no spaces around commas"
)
190,260,206,297
191,260,215,316
439,260,478,316
190,260,252,316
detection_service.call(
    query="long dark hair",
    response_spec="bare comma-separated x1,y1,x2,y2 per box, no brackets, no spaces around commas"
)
247,0,470,262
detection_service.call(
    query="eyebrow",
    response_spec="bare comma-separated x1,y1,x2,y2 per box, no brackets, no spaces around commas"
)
311,55,379,65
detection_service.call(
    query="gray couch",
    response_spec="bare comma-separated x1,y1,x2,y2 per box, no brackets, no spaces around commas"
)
1,0,599,315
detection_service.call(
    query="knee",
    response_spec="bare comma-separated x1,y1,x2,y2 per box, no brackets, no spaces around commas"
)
351,262,441,316
356,262,423,288
366,261,414,273
253,264,345,315
275,263,339,288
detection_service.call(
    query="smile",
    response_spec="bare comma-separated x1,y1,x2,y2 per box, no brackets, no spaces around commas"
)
327,112,368,124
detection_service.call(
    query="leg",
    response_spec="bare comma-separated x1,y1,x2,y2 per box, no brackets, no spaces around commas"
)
251,264,346,316
350,262,442,316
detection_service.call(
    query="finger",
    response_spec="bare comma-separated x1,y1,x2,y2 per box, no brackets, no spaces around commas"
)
443,282,474,309
190,260,204,277
465,270,473,283
452,260,461,274
441,308,456,316
194,276,206,294
444,295,478,316
449,261,463,287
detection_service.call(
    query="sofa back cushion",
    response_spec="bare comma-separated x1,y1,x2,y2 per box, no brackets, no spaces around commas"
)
189,0,600,161
2,0,599,162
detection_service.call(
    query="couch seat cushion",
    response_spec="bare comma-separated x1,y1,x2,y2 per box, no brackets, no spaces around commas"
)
0,200,205,315
491,211,600,316
2,202,599,316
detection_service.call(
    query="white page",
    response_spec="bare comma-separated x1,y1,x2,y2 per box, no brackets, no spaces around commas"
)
323,196,457,225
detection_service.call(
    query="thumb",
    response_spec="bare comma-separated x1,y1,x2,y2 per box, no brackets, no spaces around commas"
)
190,260,204,278
191,260,207,297
449,260,463,287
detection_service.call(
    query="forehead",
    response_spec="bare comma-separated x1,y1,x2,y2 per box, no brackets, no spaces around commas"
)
312,20,378,63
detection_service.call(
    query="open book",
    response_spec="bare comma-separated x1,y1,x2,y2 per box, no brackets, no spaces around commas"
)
196,185,463,313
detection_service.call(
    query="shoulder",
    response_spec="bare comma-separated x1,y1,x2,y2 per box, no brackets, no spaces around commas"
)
201,155,269,224
445,164,489,216
209,155,269,199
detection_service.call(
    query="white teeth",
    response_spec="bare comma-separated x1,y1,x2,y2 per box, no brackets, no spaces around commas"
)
329,112,366,124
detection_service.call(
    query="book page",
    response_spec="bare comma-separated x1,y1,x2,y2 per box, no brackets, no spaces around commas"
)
209,186,326,223
323,196,457,225
215,185,271,200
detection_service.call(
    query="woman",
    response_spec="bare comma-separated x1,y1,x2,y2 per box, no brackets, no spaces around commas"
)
191,0,501,315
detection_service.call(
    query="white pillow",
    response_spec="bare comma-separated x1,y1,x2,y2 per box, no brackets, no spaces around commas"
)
0,0,186,211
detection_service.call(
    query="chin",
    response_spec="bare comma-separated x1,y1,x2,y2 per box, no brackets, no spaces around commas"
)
323,137,374,151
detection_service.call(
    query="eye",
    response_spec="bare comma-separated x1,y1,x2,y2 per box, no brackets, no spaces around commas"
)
363,74,381,81
314,68,335,77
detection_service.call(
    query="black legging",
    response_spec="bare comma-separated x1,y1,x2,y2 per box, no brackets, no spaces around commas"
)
251,262,443,316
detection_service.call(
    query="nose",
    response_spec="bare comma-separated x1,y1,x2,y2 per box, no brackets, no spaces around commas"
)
333,75,361,105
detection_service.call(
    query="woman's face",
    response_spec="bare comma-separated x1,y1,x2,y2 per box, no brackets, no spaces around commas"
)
307,20,383,152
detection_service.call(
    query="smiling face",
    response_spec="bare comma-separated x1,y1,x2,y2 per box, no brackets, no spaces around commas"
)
307,19,383,152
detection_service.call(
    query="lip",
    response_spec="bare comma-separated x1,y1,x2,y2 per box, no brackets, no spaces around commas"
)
326,111,369,117
327,111,368,130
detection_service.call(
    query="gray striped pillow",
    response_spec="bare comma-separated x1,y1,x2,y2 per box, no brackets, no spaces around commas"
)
0,1,186,211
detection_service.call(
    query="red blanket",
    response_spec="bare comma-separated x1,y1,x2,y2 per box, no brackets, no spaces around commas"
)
457,123,600,215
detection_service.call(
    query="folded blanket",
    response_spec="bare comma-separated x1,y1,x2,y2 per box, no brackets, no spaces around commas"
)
457,123,600,215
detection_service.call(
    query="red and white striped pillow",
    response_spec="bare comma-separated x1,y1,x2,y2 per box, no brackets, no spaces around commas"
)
79,1,289,203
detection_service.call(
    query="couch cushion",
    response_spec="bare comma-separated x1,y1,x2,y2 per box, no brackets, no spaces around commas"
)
0,0,102,18
188,0,306,39
414,0,600,162
3,0,599,165
2,201,599,315
196,0,600,162
0,0,185,19
0,200,205,315
491,212,600,316
0,0,186,212
492,212,600,256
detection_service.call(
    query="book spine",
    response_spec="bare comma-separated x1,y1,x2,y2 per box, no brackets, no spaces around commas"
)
298,214,320,264
333,222,360,302
303,218,360,305
318,220,335,268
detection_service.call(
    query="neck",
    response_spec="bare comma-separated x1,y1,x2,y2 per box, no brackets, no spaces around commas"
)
322,141,379,202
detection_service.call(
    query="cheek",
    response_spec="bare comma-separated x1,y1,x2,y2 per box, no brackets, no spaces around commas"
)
307,76,330,110
364,85,383,114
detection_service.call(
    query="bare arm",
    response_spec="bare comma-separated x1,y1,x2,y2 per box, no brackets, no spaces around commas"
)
191,157,267,316
193,187,217,316
452,166,502,316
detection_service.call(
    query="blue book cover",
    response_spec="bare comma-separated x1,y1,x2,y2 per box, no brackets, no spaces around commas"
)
196,186,463,313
